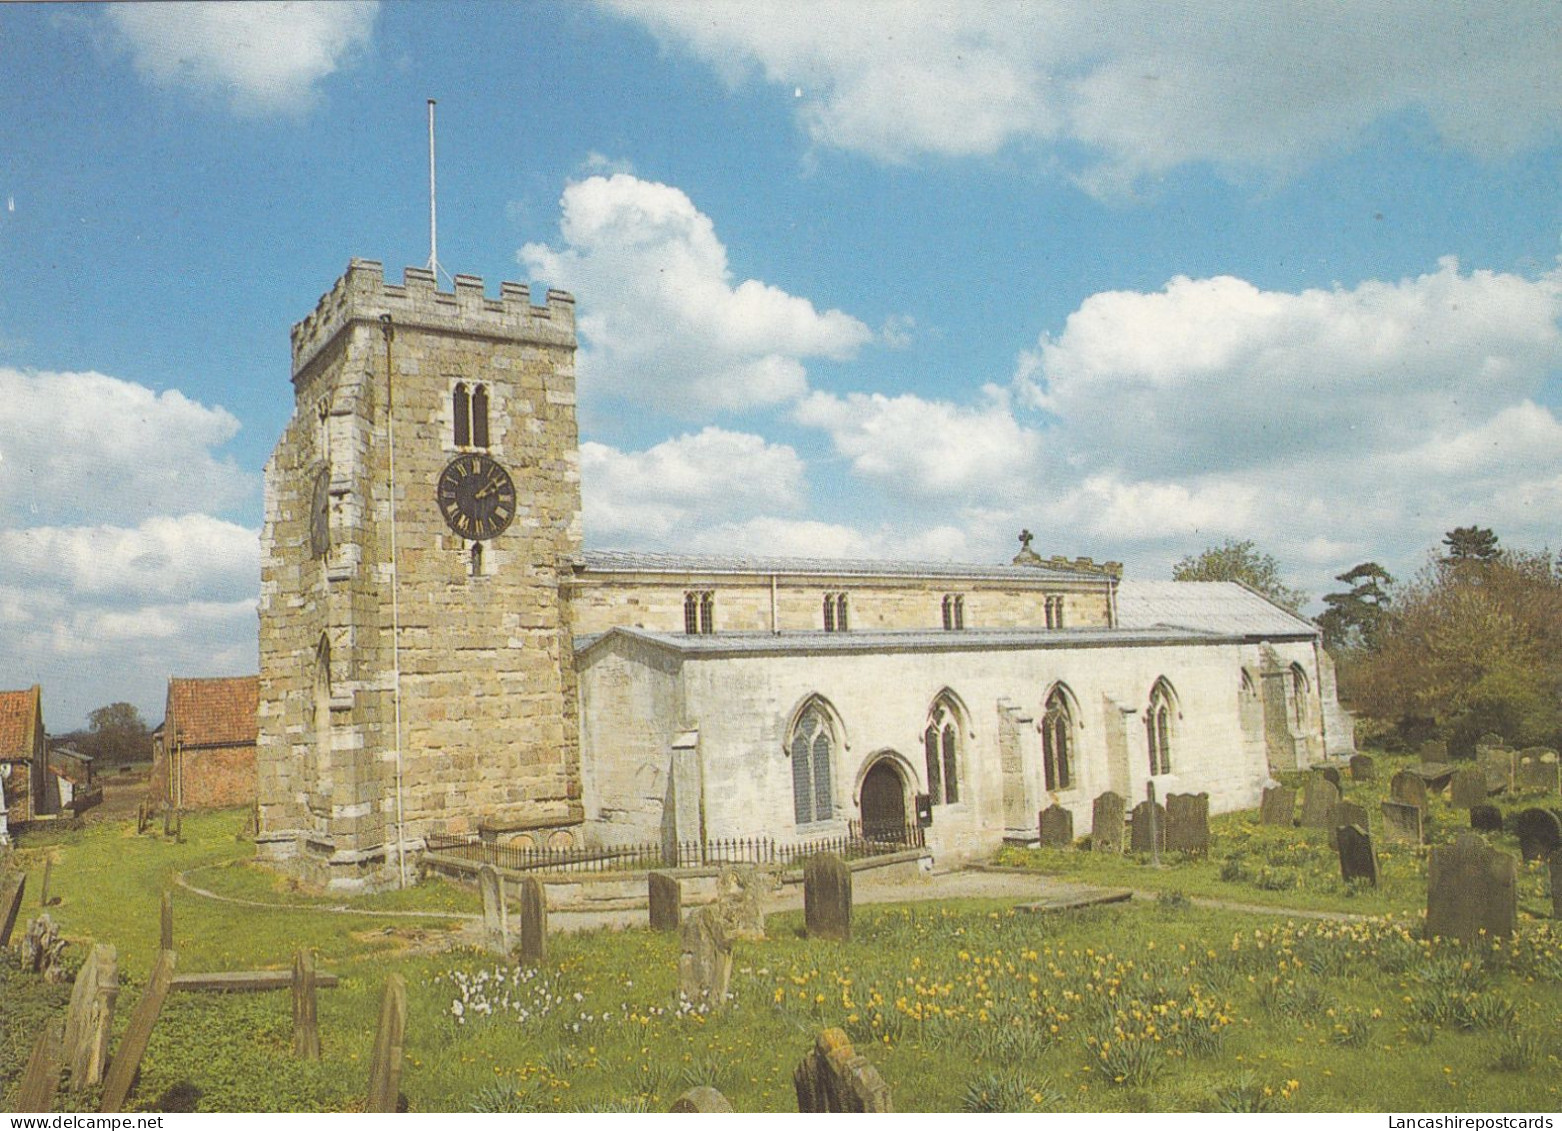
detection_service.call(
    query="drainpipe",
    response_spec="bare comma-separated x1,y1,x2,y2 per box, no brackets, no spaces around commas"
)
770,574,778,633
382,313,408,890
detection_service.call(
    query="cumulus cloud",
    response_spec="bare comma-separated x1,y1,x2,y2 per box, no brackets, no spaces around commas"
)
606,1,1562,187
0,368,255,525
794,385,1045,502
581,427,807,543
105,1,377,116
520,174,872,414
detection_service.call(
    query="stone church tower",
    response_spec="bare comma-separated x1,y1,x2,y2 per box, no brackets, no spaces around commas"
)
256,261,583,890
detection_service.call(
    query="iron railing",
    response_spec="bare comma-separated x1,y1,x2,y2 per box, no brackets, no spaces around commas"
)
424,821,924,875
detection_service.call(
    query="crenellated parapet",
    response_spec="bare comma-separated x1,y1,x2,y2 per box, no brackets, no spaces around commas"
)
290,259,575,380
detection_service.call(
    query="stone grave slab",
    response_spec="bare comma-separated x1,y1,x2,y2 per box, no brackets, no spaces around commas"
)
1421,739,1449,764
1336,824,1379,886
1517,755,1560,794
677,906,732,1007
1470,804,1503,833
0,873,24,949
804,853,852,941
478,864,509,956
715,865,766,940
62,943,118,1090
793,1027,892,1113
1512,808,1562,863
1425,833,1517,943
1381,800,1423,846
1450,768,1488,810
365,974,406,1114
1165,792,1210,855
1406,764,1457,792
1300,778,1340,830
1015,889,1133,914
1128,800,1165,854
1349,754,1376,782
1091,791,1125,853
1389,771,1428,812
1333,800,1369,848
1260,786,1296,827
1038,804,1073,848
517,876,547,965
1320,766,1343,790
1479,749,1515,794
648,871,682,932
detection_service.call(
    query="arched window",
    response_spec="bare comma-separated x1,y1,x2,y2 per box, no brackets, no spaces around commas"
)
1146,678,1176,775
822,593,835,632
941,594,965,630
1290,664,1309,725
924,699,960,804
471,384,490,448
1042,685,1074,791
453,383,471,447
790,705,835,825
470,540,484,578
836,593,848,632
699,591,715,634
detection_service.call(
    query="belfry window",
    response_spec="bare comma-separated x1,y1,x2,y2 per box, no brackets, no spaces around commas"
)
1045,596,1065,629
941,594,965,631
685,591,715,634
823,592,849,632
1147,679,1176,775
1042,686,1074,791
924,700,960,804
453,382,490,448
789,705,835,825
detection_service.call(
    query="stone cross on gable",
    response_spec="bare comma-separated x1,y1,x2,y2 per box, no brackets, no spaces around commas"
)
1019,529,1034,552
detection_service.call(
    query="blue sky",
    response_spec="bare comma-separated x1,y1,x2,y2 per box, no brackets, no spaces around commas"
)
1,2,1560,729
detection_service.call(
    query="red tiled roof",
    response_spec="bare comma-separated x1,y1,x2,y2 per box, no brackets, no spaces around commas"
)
0,686,40,759
166,676,258,749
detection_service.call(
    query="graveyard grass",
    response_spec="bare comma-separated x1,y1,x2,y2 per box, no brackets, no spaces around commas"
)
1,752,1559,1113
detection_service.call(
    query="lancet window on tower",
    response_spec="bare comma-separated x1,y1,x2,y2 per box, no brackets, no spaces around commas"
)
452,382,490,449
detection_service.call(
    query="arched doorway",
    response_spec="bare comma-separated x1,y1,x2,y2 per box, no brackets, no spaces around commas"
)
859,759,907,842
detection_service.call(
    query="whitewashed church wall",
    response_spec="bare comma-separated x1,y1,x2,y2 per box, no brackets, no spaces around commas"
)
578,636,683,848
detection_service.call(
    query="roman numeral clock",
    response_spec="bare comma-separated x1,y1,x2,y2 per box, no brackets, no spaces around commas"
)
436,452,517,541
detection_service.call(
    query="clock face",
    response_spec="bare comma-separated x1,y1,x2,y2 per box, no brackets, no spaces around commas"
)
436,453,516,540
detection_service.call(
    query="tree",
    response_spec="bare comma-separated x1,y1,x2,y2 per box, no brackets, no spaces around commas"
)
1317,562,1393,652
1349,546,1562,755
1171,539,1307,613
1440,526,1500,566
81,702,152,766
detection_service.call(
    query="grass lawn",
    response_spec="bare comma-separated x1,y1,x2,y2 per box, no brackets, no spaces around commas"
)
2,756,1560,1113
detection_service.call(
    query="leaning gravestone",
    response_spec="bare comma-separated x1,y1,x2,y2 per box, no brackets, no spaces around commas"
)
1470,804,1504,833
100,949,176,1113
677,905,733,1007
1349,754,1377,782
62,943,118,1090
1300,778,1340,830
24,915,68,982
1260,786,1296,827
1128,800,1165,854
1038,804,1073,848
292,949,320,1061
793,1027,893,1113
0,873,24,948
715,865,767,940
1164,792,1210,855
1336,824,1379,886
1512,808,1562,863
1425,833,1517,943
517,876,546,965
1381,800,1423,845
648,871,682,932
365,974,406,1115
1450,768,1487,810
14,1018,64,1114
804,854,852,942
1390,771,1428,812
1479,749,1515,795
478,864,509,955
1091,791,1125,853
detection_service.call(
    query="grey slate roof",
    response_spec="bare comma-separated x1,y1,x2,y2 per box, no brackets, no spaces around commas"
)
576,548,1097,583
1114,581,1317,638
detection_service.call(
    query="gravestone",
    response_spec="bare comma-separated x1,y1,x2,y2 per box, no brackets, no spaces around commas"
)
478,864,509,955
1349,754,1376,782
517,876,546,965
1479,749,1515,795
793,1027,893,1113
0,873,24,948
804,853,852,941
1164,793,1210,855
1318,767,1342,791
1091,791,1125,853
1381,800,1423,845
1512,808,1562,863
715,865,767,940
1421,739,1448,764
670,1086,734,1112
677,905,733,1007
1390,771,1428,812
1259,786,1296,827
160,890,174,952
648,871,682,932
1038,804,1074,848
14,1018,63,1113
1300,778,1340,830
100,949,176,1113
1552,849,1561,921
1470,804,1504,833
40,859,53,907
292,949,320,1060
1333,800,1369,848
1517,754,1560,794
1336,824,1379,886
62,943,118,1090
1450,768,1487,810
1425,833,1517,943
1476,732,1507,754
23,915,68,981
366,974,406,1114
1128,800,1165,854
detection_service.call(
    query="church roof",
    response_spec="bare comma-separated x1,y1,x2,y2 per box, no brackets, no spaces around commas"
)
0,686,41,760
164,676,259,749
1114,581,1317,638
576,549,1103,583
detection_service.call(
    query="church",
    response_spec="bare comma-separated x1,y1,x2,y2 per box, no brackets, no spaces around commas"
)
256,261,1349,890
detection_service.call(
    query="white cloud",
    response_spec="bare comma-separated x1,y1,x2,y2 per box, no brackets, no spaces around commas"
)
520,174,871,414
794,385,1044,502
105,1,377,116
581,428,806,543
681,516,973,562
606,1,1562,187
0,368,255,525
